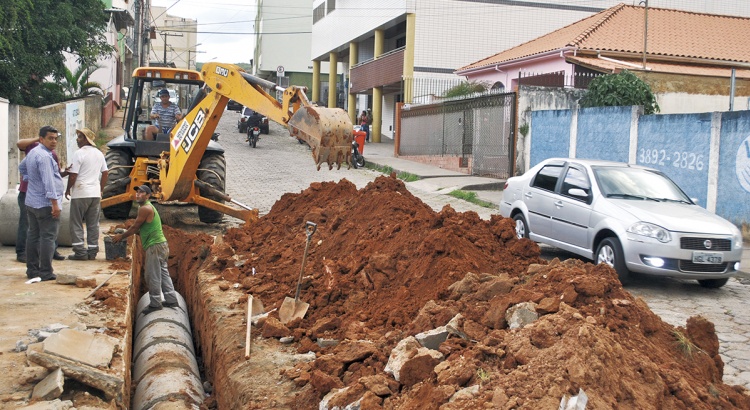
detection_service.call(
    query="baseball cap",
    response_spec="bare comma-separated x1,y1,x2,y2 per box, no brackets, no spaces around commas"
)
158,89,170,96
133,185,152,194
75,128,96,146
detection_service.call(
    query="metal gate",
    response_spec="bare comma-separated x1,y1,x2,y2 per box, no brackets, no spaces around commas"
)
399,92,516,179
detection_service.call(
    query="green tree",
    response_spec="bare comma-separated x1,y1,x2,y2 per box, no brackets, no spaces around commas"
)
61,62,103,99
580,70,660,114
0,0,112,106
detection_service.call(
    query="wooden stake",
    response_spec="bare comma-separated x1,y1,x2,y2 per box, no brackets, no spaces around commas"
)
245,295,253,359
86,271,123,299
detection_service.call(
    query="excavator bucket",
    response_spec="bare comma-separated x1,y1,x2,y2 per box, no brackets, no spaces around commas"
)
288,106,352,170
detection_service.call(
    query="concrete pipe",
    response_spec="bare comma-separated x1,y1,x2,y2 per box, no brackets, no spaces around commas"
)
0,190,73,246
132,293,204,410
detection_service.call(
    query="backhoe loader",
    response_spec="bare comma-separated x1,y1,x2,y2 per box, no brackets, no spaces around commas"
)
101,63,352,224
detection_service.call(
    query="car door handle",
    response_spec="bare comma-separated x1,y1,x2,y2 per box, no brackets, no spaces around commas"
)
554,200,563,208
524,192,533,199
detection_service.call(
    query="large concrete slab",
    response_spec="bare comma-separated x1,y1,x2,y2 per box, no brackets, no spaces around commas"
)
42,328,118,369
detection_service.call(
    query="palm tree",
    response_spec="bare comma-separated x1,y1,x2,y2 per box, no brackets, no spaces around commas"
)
60,62,103,99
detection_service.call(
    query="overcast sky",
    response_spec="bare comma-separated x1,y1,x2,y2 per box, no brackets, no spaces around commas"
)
151,0,258,64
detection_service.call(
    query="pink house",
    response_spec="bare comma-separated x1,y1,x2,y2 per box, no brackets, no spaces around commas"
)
456,3,750,110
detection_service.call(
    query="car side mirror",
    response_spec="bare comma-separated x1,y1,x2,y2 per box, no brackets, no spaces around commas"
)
568,188,588,198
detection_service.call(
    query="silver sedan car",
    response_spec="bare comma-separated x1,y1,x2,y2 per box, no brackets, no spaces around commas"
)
500,158,743,288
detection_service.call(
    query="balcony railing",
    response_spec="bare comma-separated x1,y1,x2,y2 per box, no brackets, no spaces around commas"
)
349,47,405,94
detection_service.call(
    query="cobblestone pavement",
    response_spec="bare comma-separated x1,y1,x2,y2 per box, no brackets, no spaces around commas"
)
215,112,750,390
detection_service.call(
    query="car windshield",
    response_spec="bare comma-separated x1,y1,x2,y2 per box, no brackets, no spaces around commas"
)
593,166,692,203
242,107,253,116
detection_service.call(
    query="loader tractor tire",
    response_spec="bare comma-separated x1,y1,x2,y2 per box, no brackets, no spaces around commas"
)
102,149,134,220
197,154,227,224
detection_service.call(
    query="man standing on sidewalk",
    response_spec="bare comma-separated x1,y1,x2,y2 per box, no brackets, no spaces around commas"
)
65,128,108,260
16,134,68,263
19,126,65,281
112,185,178,315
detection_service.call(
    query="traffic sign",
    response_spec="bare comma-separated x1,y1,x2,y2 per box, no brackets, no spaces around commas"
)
276,65,285,76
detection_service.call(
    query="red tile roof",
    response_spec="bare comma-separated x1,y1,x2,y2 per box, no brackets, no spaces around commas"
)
459,3,750,72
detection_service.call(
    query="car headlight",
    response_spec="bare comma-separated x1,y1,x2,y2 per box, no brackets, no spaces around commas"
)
734,233,744,250
627,222,671,243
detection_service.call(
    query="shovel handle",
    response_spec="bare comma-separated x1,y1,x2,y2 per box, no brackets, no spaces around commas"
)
293,222,317,301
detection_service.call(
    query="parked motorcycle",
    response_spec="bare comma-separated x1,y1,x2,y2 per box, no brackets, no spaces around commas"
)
247,126,260,148
351,139,365,168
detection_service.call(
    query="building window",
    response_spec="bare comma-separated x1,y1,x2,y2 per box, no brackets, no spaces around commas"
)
396,37,406,48
313,3,325,24
327,0,336,13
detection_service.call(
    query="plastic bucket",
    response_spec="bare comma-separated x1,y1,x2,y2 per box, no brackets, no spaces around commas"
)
104,236,127,260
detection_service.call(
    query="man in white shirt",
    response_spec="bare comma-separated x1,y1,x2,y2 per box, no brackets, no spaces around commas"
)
65,128,109,260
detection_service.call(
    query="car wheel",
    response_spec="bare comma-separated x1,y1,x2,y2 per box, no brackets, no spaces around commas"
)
512,214,529,239
596,237,630,284
697,278,729,288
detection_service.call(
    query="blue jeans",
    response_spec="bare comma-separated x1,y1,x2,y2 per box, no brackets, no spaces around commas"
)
26,206,60,280
16,191,27,257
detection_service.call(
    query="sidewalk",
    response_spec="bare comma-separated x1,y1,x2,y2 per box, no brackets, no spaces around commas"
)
363,138,504,206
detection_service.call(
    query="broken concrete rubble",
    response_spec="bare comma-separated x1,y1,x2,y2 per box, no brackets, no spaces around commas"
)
506,301,539,329
31,368,64,400
26,343,122,401
41,328,118,369
17,398,73,410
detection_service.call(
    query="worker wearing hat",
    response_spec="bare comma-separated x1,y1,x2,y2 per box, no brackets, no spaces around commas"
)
65,128,108,260
145,89,182,141
113,185,178,315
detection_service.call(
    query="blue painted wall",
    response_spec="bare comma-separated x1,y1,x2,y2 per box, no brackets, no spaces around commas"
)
576,106,630,162
636,113,712,207
717,111,750,224
530,110,571,167
529,107,750,223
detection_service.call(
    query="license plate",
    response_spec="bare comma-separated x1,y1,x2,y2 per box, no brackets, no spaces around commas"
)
692,251,723,264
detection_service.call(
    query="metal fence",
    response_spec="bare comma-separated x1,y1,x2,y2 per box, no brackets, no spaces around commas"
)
400,91,516,179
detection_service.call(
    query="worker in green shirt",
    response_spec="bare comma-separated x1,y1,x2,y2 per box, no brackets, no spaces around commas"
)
112,185,178,315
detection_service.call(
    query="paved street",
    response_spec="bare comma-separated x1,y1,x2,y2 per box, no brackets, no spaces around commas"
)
214,111,750,390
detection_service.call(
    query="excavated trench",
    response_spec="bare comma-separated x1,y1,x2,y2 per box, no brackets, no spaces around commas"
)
132,175,750,409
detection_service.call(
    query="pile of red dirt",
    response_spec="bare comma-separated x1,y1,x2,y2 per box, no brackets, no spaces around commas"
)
169,174,750,409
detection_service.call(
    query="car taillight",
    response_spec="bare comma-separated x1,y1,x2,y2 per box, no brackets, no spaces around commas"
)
504,182,509,190
240,118,246,122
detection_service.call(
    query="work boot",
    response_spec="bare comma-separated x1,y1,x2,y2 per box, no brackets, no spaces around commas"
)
53,252,65,261
163,301,179,308
68,253,89,261
16,254,26,263
88,252,98,260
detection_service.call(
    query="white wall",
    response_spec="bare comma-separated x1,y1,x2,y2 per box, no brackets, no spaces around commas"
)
0,98,8,196
657,93,750,114
311,0,409,60
259,0,316,73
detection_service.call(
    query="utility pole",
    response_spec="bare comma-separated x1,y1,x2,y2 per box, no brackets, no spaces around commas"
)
159,31,183,65
642,0,648,69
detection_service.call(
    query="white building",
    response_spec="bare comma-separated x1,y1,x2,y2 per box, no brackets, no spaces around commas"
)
253,0,333,102
310,0,750,142
149,6,199,70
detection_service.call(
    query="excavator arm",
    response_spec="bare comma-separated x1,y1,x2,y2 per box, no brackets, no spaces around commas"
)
160,62,353,203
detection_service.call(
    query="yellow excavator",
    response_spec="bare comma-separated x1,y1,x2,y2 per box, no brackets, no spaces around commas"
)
101,63,352,224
